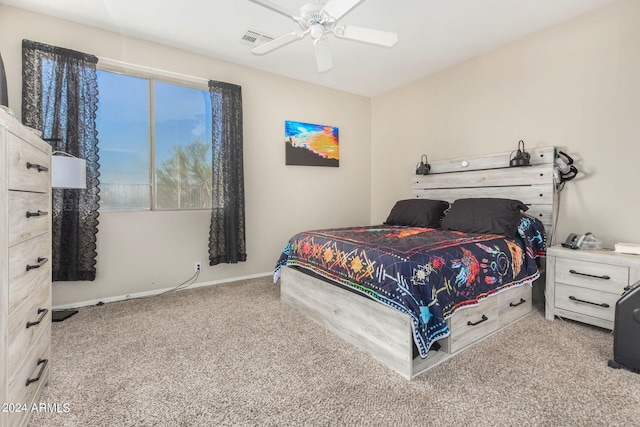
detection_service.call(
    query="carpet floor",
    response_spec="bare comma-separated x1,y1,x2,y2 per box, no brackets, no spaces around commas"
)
29,277,640,426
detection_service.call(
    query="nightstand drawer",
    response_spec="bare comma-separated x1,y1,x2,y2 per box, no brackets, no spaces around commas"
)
555,257,628,294
449,297,498,353
555,283,618,322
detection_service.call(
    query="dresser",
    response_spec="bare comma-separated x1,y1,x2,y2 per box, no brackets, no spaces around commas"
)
1,107,52,427
545,245,640,329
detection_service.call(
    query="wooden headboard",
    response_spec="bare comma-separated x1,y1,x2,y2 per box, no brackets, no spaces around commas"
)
412,146,556,240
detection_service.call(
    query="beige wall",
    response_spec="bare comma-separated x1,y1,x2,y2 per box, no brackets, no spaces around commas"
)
371,0,640,249
0,5,372,306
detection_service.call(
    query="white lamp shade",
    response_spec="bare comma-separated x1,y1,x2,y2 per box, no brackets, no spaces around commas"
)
51,155,87,189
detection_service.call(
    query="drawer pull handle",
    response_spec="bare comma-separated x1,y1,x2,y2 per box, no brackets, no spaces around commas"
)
467,314,488,326
569,269,610,280
26,308,49,328
26,210,49,218
568,295,610,308
26,257,49,271
26,162,49,173
26,358,48,386
510,298,526,307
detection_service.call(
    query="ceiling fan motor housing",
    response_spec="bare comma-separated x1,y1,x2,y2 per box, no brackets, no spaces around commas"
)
298,3,335,36
300,3,330,23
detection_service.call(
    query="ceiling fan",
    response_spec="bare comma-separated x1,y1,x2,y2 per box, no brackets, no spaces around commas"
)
248,0,398,72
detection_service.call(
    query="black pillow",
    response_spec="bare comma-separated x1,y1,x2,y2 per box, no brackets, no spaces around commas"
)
440,198,528,238
384,199,450,228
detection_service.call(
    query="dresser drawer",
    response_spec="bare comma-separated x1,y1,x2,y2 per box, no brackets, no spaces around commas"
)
9,132,51,193
7,191,50,246
555,282,618,322
498,284,533,328
555,257,628,294
449,297,498,353
8,281,51,377
8,331,50,411
8,233,51,314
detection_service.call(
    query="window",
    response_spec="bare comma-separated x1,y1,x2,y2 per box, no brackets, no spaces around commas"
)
96,70,212,210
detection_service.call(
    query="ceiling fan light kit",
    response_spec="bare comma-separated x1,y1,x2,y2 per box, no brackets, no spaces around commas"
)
248,0,398,72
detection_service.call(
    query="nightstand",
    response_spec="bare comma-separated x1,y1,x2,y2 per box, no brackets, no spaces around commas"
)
545,245,640,329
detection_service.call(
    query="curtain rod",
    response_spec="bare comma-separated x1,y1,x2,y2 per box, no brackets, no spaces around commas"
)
97,57,209,86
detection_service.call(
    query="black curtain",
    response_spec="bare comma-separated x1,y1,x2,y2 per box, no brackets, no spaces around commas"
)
22,40,100,281
208,80,246,265
0,51,8,107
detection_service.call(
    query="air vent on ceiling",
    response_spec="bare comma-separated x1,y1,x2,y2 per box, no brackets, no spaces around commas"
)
241,29,274,46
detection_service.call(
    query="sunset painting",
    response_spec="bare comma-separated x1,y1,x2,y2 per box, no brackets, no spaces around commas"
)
285,120,339,167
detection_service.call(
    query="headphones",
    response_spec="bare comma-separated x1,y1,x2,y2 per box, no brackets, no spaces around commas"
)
554,150,578,184
509,140,531,167
415,154,431,175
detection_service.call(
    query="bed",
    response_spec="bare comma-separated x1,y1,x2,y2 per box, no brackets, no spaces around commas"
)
275,147,555,379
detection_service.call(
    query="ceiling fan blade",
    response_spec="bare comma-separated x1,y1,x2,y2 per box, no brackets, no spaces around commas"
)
252,31,305,54
336,25,398,47
314,38,333,72
248,0,297,20
322,0,364,21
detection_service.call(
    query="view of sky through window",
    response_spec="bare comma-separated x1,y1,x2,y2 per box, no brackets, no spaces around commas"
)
96,70,212,210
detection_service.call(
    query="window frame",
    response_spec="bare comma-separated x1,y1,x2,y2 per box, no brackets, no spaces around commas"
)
96,59,211,212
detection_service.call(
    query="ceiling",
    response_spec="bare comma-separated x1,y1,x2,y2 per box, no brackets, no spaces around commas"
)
1,0,616,97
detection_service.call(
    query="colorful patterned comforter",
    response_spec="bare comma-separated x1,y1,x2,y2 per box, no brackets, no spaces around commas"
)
274,214,546,358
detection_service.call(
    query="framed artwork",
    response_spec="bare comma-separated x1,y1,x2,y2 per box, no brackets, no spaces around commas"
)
285,120,339,167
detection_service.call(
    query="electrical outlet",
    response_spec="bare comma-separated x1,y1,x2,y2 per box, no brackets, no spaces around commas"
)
194,262,201,273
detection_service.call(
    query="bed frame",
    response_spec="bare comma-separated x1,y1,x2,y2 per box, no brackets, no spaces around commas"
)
280,147,556,379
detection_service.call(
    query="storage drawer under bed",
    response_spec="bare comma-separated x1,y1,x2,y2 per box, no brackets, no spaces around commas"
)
448,297,499,353
445,284,532,354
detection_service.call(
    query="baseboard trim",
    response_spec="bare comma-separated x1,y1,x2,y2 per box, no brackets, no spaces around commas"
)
52,271,273,310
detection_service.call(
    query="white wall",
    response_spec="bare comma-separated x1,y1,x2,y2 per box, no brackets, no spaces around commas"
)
0,5,372,306
371,0,640,249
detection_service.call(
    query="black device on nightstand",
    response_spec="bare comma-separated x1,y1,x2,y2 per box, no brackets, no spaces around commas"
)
561,233,581,249
608,280,640,373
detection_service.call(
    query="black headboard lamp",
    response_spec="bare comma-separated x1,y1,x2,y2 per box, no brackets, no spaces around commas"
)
509,140,531,167
416,154,431,175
